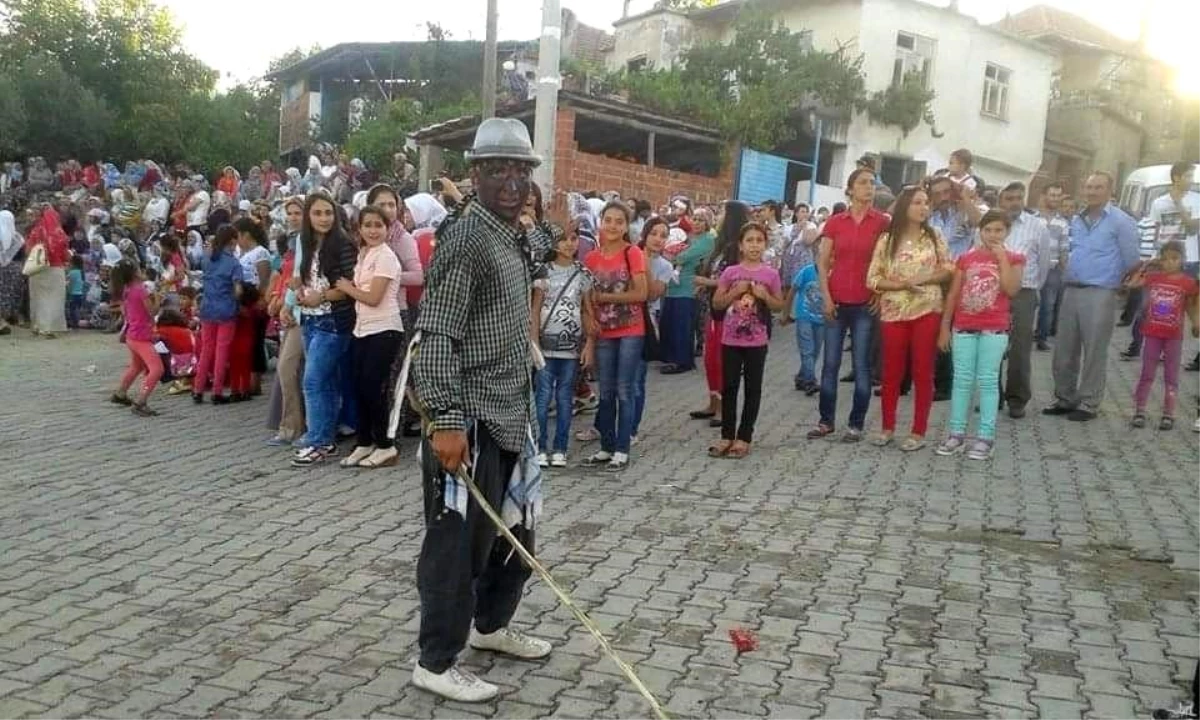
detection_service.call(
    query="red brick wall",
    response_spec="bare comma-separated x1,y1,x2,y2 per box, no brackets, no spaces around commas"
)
547,107,734,222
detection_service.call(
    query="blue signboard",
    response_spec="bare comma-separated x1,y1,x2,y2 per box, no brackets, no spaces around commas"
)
737,148,789,205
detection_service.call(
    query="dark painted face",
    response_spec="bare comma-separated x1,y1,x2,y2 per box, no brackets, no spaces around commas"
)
472,159,534,223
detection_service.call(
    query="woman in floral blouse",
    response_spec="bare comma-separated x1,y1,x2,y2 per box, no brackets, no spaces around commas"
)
866,186,953,451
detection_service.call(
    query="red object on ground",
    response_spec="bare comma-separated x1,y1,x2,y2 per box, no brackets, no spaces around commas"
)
728,628,758,654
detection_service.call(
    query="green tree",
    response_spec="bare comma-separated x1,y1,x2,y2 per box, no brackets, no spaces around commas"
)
344,95,479,174
865,71,937,137
0,73,27,157
1,0,216,159
14,54,112,159
596,12,935,152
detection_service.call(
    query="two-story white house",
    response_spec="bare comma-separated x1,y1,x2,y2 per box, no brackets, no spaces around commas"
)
606,0,1056,192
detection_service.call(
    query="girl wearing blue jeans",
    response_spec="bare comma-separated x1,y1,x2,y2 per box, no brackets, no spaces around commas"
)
936,211,1025,461
291,194,359,467
582,202,648,471
532,226,594,468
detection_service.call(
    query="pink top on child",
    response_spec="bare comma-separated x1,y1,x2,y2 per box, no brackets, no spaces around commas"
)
718,263,782,347
123,283,154,342
953,248,1025,332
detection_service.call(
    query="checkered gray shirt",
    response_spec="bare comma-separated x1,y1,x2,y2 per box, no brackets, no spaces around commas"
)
413,201,552,453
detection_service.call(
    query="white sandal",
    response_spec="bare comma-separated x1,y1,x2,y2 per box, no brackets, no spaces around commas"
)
340,446,374,467
359,447,399,468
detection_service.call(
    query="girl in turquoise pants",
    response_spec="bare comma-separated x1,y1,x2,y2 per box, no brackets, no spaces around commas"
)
935,210,1025,461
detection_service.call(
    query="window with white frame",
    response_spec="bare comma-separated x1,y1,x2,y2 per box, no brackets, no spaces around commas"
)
981,63,1011,119
893,32,935,89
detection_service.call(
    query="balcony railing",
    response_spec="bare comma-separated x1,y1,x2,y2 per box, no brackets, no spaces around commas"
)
1050,88,1144,124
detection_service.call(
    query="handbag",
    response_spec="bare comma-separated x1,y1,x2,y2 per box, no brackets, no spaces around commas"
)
21,244,47,277
623,247,660,362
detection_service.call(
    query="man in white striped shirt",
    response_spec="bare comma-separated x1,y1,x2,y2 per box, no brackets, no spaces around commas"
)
999,181,1053,418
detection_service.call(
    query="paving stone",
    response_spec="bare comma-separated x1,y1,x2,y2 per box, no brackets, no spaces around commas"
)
0,323,1196,720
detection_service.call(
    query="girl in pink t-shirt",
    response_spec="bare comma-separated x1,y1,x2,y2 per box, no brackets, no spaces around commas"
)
709,221,784,458
334,206,404,469
936,211,1024,460
109,262,164,417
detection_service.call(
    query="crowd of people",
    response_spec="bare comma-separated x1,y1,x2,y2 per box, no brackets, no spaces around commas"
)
0,145,1194,459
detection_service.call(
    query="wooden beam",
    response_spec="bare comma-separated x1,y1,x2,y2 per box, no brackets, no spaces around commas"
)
572,106,720,146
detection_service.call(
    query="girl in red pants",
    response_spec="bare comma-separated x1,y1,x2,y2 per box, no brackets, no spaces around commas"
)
690,200,751,425
229,286,262,402
866,186,952,451
109,263,163,417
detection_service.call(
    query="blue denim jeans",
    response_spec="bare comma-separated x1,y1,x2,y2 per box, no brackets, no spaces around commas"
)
300,315,351,447
1035,267,1062,341
595,335,644,454
631,359,648,436
795,320,824,385
535,357,578,453
818,304,873,430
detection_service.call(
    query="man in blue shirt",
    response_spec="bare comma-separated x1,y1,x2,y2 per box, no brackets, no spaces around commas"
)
928,175,983,260
1044,171,1140,421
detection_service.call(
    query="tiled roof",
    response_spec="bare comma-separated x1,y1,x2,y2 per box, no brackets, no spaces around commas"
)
991,5,1139,55
563,9,616,65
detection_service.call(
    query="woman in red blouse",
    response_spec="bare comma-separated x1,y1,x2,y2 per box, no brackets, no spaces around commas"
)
25,206,72,337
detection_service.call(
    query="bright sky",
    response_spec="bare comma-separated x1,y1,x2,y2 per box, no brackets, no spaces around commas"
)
168,0,1199,96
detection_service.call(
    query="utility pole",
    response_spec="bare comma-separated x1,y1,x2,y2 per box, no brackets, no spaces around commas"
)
532,0,561,200
482,0,498,119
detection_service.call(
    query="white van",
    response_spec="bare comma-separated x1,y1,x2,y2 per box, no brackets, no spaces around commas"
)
1118,164,1200,258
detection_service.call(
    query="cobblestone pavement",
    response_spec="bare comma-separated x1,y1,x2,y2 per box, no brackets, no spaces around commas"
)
1,325,1197,719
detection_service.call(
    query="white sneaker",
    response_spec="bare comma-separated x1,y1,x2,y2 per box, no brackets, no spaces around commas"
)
585,450,612,465
630,434,640,446
468,627,552,659
608,452,630,471
549,452,568,467
1194,417,1200,433
536,452,549,468
411,664,498,703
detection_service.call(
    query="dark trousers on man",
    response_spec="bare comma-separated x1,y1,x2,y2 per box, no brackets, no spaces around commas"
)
417,423,534,674
1006,288,1039,411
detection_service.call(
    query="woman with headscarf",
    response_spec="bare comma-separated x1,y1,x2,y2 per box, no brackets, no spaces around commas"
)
138,161,163,194
102,163,122,191
265,197,307,446
302,156,323,194
26,158,55,192
217,166,240,199
280,167,302,198
122,161,145,189
24,206,71,337
0,210,24,334
241,166,264,203
110,188,141,232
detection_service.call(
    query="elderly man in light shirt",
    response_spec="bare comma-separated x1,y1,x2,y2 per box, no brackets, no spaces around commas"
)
1044,172,1141,422
996,181,1053,418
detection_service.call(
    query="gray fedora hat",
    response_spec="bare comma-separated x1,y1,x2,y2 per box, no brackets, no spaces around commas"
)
467,118,542,167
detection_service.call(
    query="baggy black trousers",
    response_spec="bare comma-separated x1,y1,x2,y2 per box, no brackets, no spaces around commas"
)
416,422,535,673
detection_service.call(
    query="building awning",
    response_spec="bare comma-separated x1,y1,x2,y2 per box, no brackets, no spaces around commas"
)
410,90,723,149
